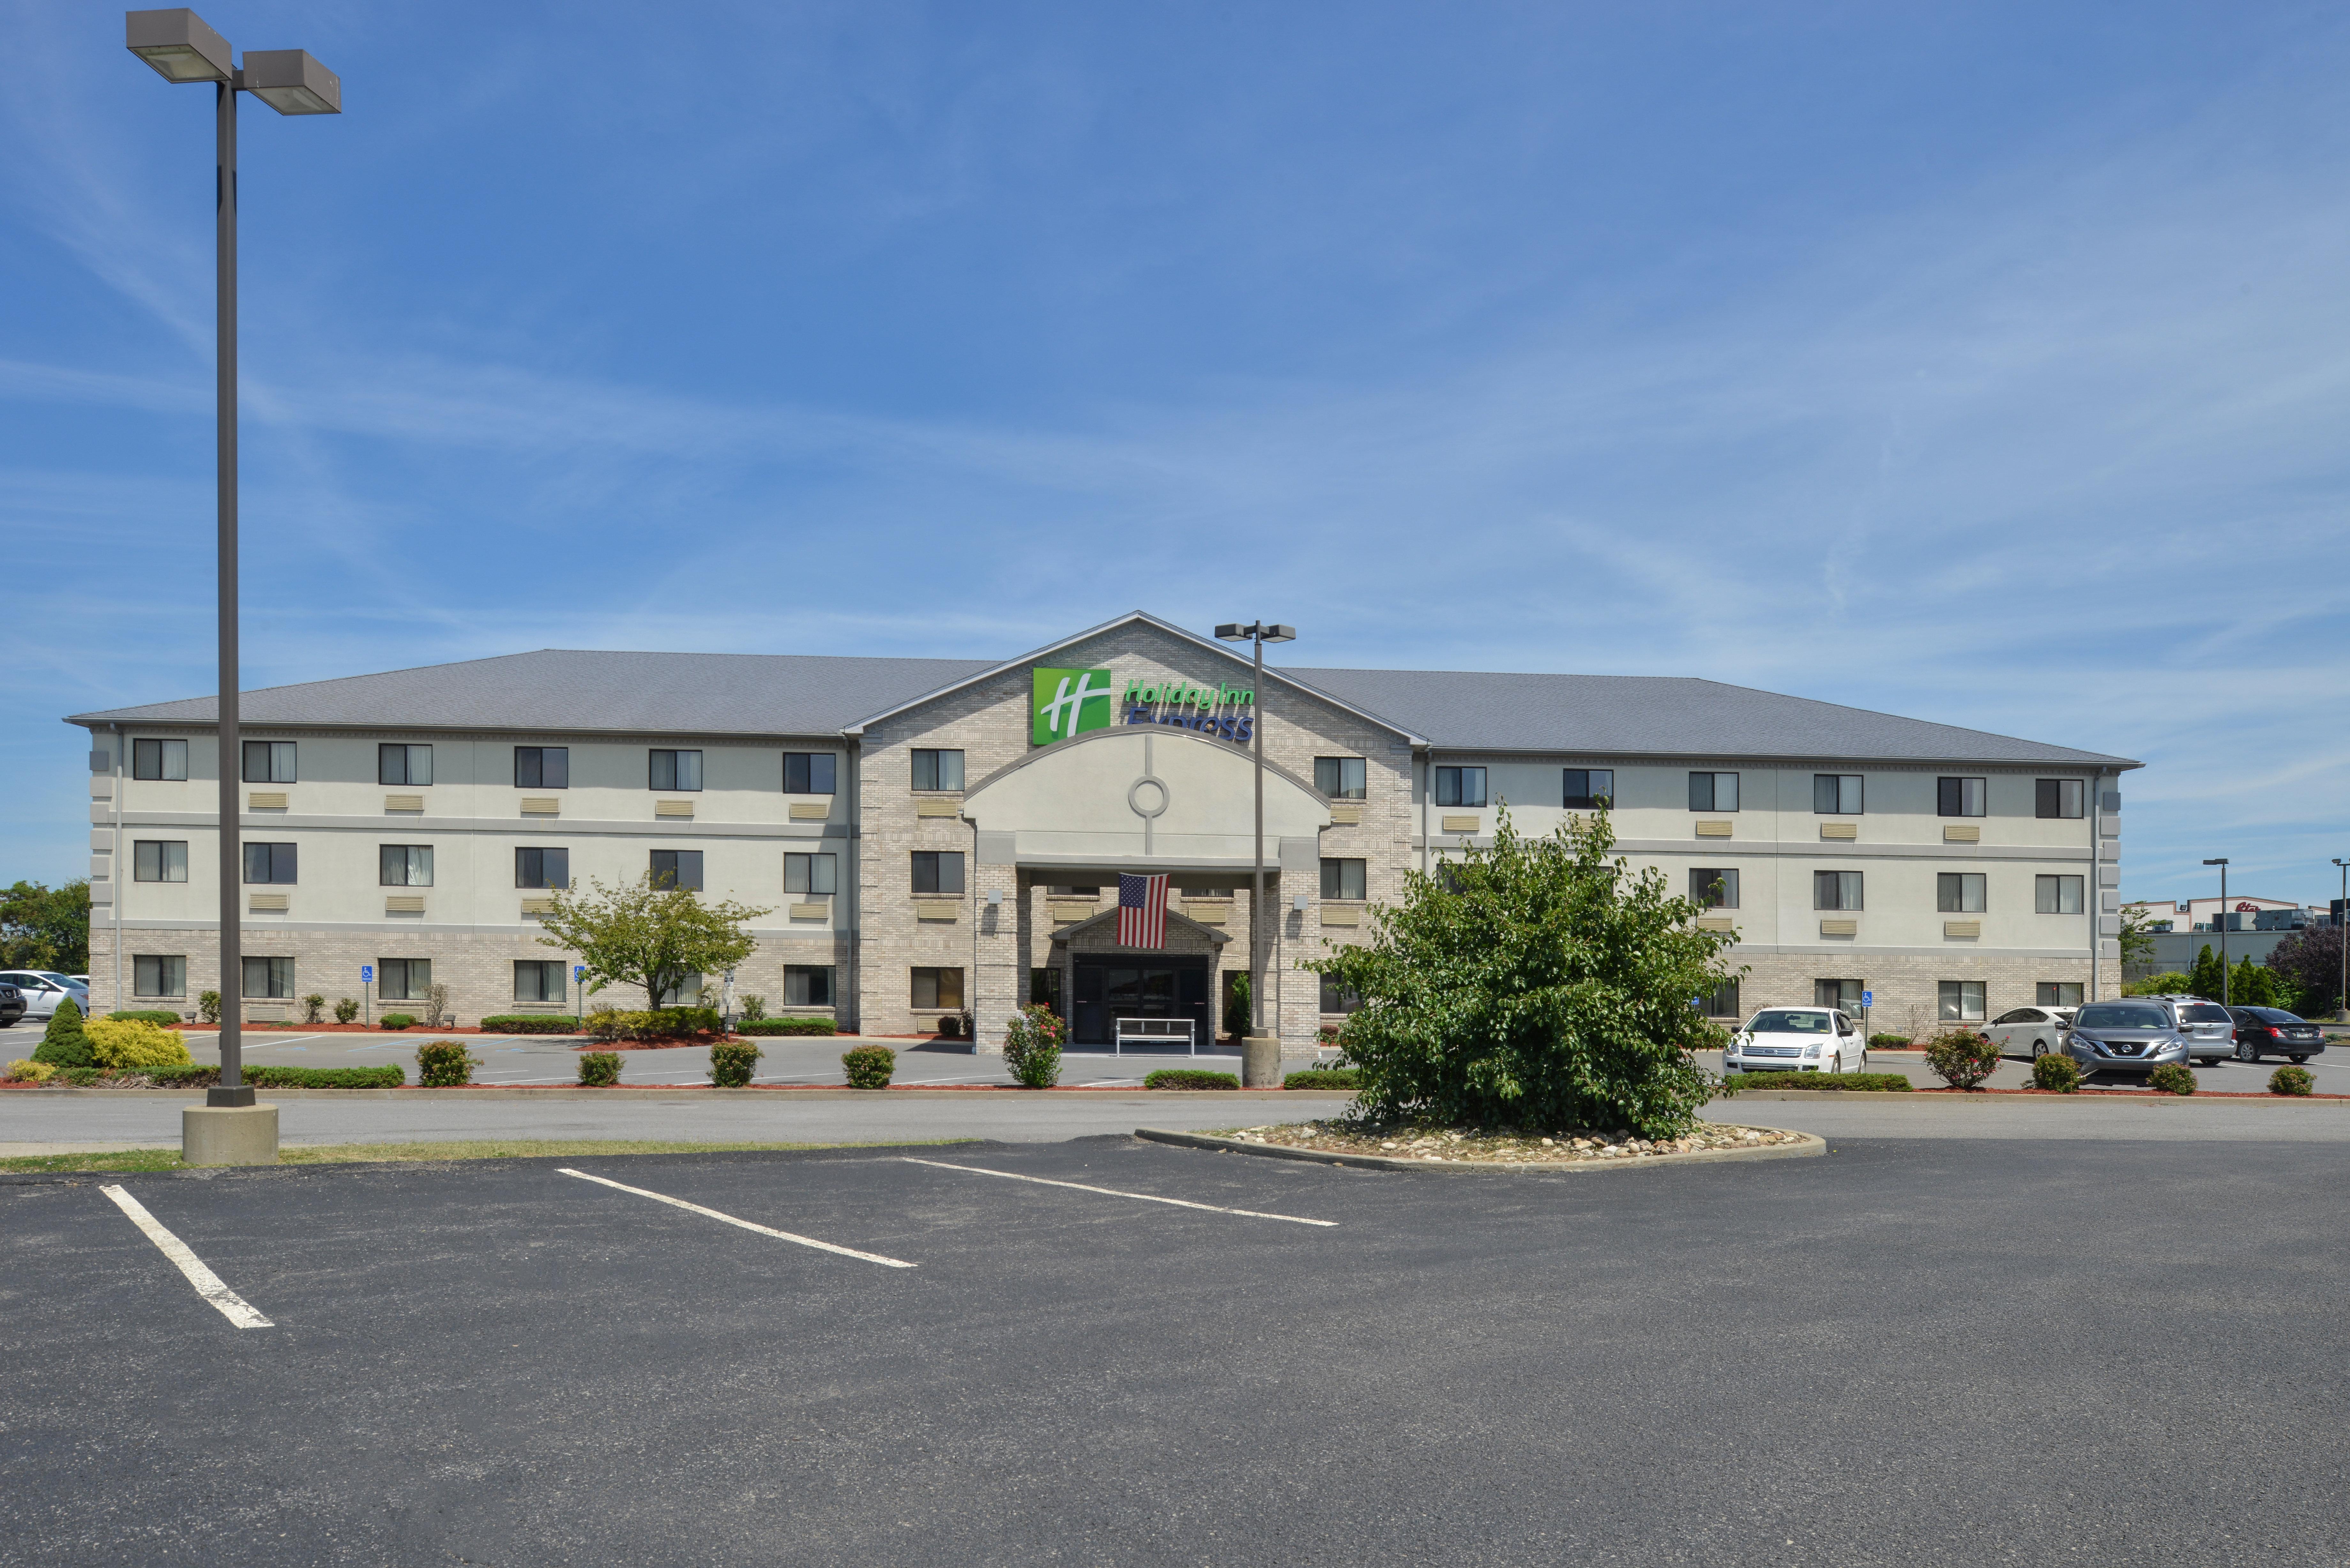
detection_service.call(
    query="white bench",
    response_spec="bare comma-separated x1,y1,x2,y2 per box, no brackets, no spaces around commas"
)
1114,1017,1194,1054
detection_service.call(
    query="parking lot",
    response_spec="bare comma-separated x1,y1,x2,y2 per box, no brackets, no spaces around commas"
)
8,1132,2350,1566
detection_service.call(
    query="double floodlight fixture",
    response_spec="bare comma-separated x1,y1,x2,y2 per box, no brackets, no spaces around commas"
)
1215,622,1296,645
2203,857,2228,867
127,9,341,113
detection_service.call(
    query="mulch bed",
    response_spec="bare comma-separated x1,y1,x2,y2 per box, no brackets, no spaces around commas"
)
1217,1120,1809,1165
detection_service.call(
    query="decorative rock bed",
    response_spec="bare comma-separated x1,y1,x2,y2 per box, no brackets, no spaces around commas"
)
1209,1120,1808,1165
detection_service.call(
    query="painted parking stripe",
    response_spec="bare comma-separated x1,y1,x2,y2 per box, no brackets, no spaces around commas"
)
902,1157,1338,1227
99,1186,274,1329
557,1168,916,1268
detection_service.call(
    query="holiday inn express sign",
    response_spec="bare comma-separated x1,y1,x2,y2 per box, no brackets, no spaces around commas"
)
1032,667,1255,746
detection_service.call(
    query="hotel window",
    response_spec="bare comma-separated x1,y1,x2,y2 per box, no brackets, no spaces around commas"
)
783,752,837,795
131,738,188,780
513,960,566,1003
243,842,298,884
911,749,965,792
1320,858,1367,900
785,852,838,895
241,741,296,783
784,965,834,1007
1937,776,1986,817
649,849,704,891
648,749,703,792
243,956,296,999
515,746,569,789
1319,976,1362,1014
2035,874,2084,915
1938,980,1987,1021
1814,870,1863,911
133,840,189,883
1435,861,1467,894
380,845,434,887
1690,868,1738,909
1433,766,1486,807
1814,774,1864,814
912,967,964,1010
516,846,570,889
911,851,965,895
1563,769,1614,809
1315,757,1367,800
1050,884,1102,896
2036,779,2085,819
378,958,432,1001
133,954,186,998
2037,982,2085,1007
1688,772,1739,812
1937,873,1986,913
1814,979,1863,1010
378,744,433,787
1700,979,1741,1018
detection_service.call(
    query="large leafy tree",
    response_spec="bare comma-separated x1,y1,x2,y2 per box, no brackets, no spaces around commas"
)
2188,943,2226,1003
1308,807,1735,1139
0,880,90,972
536,874,769,1010
2265,926,2345,1016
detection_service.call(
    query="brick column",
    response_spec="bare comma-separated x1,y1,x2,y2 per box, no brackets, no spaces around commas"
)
972,859,1021,1054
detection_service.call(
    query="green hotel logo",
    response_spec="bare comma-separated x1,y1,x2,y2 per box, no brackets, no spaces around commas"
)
1032,667,1118,744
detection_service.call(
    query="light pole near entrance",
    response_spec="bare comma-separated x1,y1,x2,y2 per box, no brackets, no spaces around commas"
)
2203,857,2230,1006
1215,621,1294,1085
2332,858,2347,1021
126,9,341,1162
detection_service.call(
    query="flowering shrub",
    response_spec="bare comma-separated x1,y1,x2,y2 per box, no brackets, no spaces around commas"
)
1002,1004,1066,1089
1923,1029,2000,1090
416,1040,478,1087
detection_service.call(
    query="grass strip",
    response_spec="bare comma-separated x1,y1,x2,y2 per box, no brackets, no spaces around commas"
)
0,1136,977,1175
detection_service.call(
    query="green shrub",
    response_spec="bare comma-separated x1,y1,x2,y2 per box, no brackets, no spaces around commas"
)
2031,1052,2082,1093
653,1006,723,1036
740,994,768,1022
1721,1072,1914,1092
738,1016,837,1036
479,1014,587,1035
55,1066,100,1086
334,997,360,1024
138,1063,406,1089
108,1010,183,1026
2270,1065,2316,1097
2125,971,2194,998
578,1052,623,1088
2147,1062,2196,1096
198,991,221,1024
415,1040,478,1087
1867,1033,1912,1048
33,999,94,1069
6,1059,55,1083
1923,1029,2001,1090
1284,1067,1361,1090
842,1044,897,1089
1002,1004,1065,1089
709,1040,762,1088
380,1013,417,1031
302,994,326,1024
585,1006,723,1042
85,1018,193,1069
1144,1069,1239,1090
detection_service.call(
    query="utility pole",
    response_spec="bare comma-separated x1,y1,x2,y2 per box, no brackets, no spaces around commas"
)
1214,620,1295,1086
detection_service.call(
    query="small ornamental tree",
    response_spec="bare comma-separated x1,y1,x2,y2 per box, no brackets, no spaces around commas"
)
32,998,93,1069
2189,944,2226,1004
1306,807,1736,1139
535,873,769,1014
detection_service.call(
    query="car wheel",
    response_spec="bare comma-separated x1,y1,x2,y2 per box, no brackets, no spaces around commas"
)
2235,1039,2258,1063
2031,1039,2048,1059
2291,1055,2310,1065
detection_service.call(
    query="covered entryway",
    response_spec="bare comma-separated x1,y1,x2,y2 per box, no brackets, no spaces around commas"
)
1070,954,1212,1051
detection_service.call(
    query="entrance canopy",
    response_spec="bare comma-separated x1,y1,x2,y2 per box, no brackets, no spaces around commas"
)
963,726,1331,874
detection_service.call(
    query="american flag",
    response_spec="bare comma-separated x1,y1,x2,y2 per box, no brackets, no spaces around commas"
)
1117,872,1169,949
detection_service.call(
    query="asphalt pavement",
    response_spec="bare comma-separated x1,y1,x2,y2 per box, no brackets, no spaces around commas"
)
7,1134,2349,1566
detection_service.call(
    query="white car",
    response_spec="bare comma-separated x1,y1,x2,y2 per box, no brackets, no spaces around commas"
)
1725,1007,1868,1074
0,971,88,1023
1983,1006,2076,1060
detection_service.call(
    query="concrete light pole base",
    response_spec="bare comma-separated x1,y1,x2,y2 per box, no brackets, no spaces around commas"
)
183,1104,280,1166
1242,1033,1282,1088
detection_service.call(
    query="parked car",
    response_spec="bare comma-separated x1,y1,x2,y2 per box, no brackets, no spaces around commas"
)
1725,1007,1868,1074
2063,999,2190,1078
2140,994,2239,1065
2227,1007,2325,1064
0,983,22,1029
1984,1005,2076,1059
0,971,87,1023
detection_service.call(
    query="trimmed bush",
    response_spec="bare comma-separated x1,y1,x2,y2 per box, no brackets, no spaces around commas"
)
416,1040,478,1087
142,1064,406,1088
2147,1062,2196,1096
738,1016,837,1036
842,1044,897,1089
1284,1067,1361,1090
479,1014,587,1035
302,994,327,1024
740,994,768,1022
380,1013,417,1031
85,1018,193,1070
335,997,360,1023
6,1059,55,1083
578,1052,623,1087
108,1010,183,1026
198,991,221,1024
1002,1004,1065,1089
709,1040,762,1088
2031,1052,2083,1093
2270,1065,2316,1097
1923,1029,2001,1090
33,999,94,1069
1722,1072,1914,1092
585,1006,724,1042
1868,1033,1913,1048
1144,1069,1239,1090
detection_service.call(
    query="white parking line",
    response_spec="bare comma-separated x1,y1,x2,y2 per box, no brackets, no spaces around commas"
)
98,1186,273,1329
902,1157,1338,1226
556,1168,917,1267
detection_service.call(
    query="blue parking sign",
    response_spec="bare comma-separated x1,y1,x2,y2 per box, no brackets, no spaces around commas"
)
360,965,373,983
1860,990,1873,1008
574,965,586,980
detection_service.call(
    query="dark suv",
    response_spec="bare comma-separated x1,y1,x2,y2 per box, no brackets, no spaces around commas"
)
0,982,22,1029
2228,1007,2325,1065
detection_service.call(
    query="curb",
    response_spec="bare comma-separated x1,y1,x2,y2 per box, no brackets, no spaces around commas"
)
1133,1126,1826,1172
1724,1089,2349,1104
0,1086,1359,1102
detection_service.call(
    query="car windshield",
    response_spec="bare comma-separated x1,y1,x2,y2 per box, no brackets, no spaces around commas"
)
2078,1003,2170,1030
1747,1010,1832,1034
2179,1004,2231,1023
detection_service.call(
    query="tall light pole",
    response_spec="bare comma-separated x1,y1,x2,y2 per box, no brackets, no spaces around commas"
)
2332,858,2347,1021
2202,857,2229,1006
1215,620,1294,1085
127,10,340,1161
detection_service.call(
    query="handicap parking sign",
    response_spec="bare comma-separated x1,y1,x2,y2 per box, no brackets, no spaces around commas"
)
360,964,373,983
574,965,586,980
1861,990,1873,1007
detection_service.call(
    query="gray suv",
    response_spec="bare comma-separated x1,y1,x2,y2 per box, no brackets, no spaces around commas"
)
2141,994,2239,1066
2064,999,2191,1079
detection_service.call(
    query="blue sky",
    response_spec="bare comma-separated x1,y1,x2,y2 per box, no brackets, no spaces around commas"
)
4,1,2347,908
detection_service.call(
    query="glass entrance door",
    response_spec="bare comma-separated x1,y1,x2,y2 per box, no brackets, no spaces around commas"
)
1072,957,1211,1048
